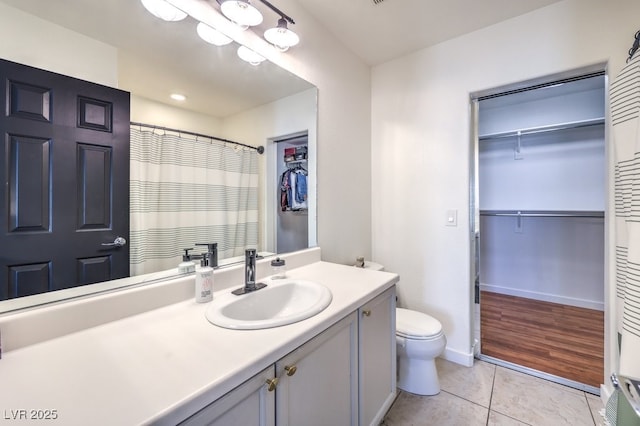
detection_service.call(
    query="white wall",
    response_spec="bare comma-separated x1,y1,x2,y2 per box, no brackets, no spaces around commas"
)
371,0,640,384
479,88,606,136
480,132,606,211
229,0,373,265
479,86,606,211
0,2,118,86
130,95,223,136
222,88,318,253
480,216,605,310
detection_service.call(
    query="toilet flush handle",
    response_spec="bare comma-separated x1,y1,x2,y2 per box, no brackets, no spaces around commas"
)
396,335,407,348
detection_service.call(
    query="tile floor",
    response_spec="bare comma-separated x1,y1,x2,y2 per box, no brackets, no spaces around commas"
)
382,358,604,426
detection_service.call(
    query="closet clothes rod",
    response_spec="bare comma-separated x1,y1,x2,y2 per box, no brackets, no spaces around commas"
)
130,121,264,154
478,117,605,141
480,210,604,218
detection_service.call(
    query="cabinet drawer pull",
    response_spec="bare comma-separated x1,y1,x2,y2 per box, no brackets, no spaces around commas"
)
266,377,279,392
362,309,371,317
285,365,297,376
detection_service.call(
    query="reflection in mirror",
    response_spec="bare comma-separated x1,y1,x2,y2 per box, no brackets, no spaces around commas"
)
0,0,317,313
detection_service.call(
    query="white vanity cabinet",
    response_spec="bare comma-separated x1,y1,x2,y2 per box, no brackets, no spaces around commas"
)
180,366,276,426
358,288,397,426
179,287,396,426
275,312,359,426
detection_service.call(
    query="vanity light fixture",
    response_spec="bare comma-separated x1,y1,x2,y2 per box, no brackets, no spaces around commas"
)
217,0,300,54
196,22,233,46
140,0,187,21
237,45,266,65
219,0,263,28
264,18,299,51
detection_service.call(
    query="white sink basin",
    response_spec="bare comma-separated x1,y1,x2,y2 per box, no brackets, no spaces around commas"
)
205,279,332,330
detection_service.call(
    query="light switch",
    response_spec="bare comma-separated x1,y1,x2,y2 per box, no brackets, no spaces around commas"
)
446,209,457,227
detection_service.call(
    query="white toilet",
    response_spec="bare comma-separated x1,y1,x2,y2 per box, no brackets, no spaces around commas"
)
395,307,446,395
359,261,447,396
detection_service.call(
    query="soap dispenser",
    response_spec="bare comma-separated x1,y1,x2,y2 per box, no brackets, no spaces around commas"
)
178,248,196,274
195,254,214,303
270,257,286,279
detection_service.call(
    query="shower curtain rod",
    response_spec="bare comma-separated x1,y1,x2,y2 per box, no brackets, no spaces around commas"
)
130,121,264,154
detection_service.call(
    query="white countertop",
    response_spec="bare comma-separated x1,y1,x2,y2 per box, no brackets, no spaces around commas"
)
0,260,398,425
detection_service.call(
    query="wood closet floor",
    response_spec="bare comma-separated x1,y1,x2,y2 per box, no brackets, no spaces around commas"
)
480,291,604,388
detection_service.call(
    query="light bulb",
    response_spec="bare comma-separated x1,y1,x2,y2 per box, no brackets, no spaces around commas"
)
196,22,233,46
140,0,187,21
264,19,299,52
237,45,266,66
220,0,263,27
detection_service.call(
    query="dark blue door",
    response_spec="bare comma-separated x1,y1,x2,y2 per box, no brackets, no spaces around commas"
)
0,59,130,300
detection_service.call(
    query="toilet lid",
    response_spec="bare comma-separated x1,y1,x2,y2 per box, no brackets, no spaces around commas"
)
396,308,443,338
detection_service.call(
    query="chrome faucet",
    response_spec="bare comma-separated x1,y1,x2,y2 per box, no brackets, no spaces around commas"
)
195,243,218,268
232,249,267,295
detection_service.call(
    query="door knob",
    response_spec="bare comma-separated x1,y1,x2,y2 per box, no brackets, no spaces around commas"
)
101,236,127,247
362,309,371,317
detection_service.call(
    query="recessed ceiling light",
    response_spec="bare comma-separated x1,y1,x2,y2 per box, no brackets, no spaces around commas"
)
170,93,187,101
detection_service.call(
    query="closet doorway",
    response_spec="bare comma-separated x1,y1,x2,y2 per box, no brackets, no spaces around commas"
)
274,134,309,253
470,69,606,393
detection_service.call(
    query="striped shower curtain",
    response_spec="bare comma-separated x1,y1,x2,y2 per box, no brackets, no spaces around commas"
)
129,127,259,276
612,51,640,381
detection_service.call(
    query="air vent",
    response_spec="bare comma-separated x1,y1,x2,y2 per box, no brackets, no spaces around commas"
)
372,0,385,4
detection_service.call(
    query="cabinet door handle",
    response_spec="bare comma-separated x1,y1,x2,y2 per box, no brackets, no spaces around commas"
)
266,377,279,392
285,365,297,376
362,309,371,317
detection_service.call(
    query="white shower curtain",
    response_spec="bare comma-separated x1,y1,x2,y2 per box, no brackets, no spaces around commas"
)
129,127,259,276
612,51,640,380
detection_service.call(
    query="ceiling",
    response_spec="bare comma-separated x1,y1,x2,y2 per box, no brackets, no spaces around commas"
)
0,0,563,116
0,0,313,117
295,0,563,65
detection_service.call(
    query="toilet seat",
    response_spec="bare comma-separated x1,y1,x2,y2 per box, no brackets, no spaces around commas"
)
396,308,443,340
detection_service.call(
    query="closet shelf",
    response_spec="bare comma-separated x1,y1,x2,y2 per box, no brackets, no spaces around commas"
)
478,117,605,141
480,210,604,218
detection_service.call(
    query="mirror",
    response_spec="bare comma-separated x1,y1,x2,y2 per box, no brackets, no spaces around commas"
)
0,0,317,313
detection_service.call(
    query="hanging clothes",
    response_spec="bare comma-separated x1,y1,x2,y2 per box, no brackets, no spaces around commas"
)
280,169,291,211
280,166,308,211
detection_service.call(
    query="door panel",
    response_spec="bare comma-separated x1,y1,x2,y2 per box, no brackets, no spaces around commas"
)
0,58,130,301
276,313,358,426
77,256,112,286
6,263,50,299
8,135,51,232
359,288,396,426
8,80,52,122
76,143,112,229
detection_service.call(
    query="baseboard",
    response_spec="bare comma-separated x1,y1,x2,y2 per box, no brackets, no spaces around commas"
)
442,347,474,367
480,283,604,311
